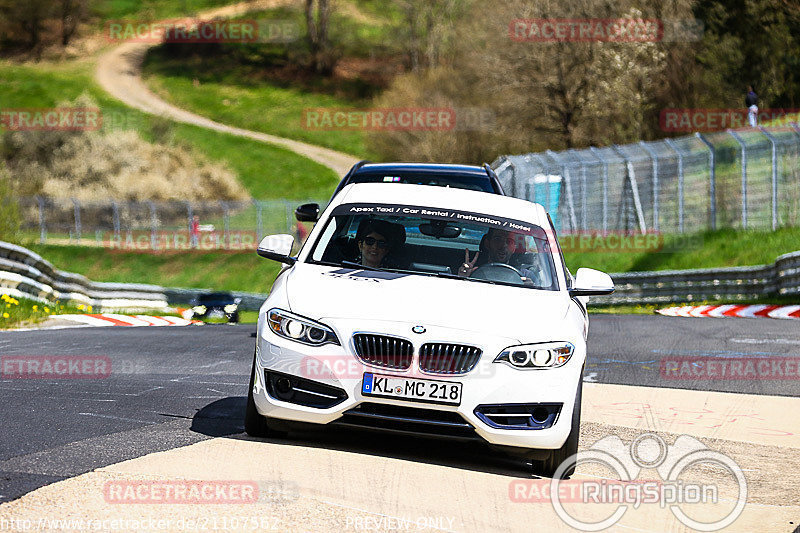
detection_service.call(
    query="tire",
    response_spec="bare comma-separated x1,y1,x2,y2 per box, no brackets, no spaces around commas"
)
244,352,288,439
535,376,582,479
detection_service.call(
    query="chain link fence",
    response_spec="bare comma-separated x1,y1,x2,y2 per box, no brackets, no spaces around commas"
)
493,124,800,233
16,197,324,251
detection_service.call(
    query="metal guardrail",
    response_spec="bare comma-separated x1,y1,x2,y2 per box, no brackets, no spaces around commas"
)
2,241,798,310
593,251,800,305
0,241,268,311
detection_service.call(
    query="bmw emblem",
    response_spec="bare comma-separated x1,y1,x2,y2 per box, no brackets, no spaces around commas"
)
412,325,426,334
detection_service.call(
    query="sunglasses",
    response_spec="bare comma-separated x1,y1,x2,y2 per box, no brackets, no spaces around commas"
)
362,236,390,249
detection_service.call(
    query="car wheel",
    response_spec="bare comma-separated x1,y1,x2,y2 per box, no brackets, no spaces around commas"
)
245,352,288,439
534,377,582,479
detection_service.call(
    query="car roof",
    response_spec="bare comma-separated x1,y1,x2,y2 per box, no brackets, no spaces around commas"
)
334,182,548,226
352,162,489,177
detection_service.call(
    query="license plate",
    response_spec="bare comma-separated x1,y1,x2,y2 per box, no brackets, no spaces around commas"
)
362,373,463,406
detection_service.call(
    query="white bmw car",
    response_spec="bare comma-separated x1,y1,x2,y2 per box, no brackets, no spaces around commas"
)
246,182,613,477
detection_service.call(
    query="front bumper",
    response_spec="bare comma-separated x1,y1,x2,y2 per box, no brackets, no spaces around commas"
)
252,319,584,451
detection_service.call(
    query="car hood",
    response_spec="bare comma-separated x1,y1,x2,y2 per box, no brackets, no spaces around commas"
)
284,264,572,342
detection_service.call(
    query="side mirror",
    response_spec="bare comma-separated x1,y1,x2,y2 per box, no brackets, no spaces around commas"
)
257,234,296,265
295,203,319,222
569,268,614,297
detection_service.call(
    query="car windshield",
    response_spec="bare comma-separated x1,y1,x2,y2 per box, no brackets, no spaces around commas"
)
307,203,559,290
348,171,495,193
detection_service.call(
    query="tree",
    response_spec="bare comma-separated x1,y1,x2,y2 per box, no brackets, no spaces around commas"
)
59,0,87,47
0,0,52,53
0,163,21,244
305,0,335,74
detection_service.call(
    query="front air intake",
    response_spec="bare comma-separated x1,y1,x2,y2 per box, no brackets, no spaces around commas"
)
352,334,413,370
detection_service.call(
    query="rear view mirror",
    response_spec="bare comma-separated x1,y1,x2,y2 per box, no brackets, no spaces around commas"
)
295,203,319,222
569,268,614,297
419,221,461,239
257,234,296,265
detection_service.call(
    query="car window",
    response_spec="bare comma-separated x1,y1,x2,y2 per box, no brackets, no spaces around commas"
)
308,203,559,290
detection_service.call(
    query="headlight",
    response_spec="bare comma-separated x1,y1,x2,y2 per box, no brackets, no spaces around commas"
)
192,305,207,314
494,342,574,369
266,308,339,346
224,304,238,313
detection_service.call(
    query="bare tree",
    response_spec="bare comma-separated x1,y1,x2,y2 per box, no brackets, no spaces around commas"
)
0,0,52,54
60,0,87,47
305,0,335,74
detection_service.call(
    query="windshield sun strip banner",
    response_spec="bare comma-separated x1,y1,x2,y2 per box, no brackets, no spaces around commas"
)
331,203,547,238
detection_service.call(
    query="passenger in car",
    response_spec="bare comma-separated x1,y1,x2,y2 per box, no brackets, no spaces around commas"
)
355,218,406,269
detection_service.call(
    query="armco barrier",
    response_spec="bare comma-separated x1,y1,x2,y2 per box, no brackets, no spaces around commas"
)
592,251,800,305
2,240,798,309
0,241,268,311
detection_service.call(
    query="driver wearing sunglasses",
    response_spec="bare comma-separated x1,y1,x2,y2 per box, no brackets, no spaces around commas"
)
355,218,404,269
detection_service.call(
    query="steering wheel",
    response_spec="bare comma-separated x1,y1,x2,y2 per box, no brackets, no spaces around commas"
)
470,262,525,283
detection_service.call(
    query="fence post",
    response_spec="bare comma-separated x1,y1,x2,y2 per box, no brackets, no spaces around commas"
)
611,145,647,234
664,139,685,233
112,201,121,238
589,147,608,232
36,196,46,243
71,198,81,243
221,201,230,250
253,200,264,242
695,133,717,230
758,127,779,230
148,201,158,251
285,200,293,234
531,154,551,214
727,129,748,229
638,141,660,231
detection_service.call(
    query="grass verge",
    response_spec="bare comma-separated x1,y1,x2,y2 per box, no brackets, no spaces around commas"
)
562,227,800,274
27,244,280,294
0,294,89,329
0,60,339,199
139,4,402,159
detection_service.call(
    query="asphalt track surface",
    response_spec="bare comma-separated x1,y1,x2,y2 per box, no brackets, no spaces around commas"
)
1,315,798,509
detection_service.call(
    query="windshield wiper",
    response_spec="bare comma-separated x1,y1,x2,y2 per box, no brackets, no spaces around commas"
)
340,260,389,272
436,271,497,285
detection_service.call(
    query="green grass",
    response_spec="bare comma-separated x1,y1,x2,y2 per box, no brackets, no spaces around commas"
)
562,227,800,274
139,5,402,159
27,244,281,294
0,294,88,329
0,60,339,199
90,0,236,22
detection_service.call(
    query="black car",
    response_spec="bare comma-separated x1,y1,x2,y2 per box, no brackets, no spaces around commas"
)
295,161,505,222
191,292,240,323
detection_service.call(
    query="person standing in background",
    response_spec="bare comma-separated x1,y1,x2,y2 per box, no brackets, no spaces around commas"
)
746,86,758,127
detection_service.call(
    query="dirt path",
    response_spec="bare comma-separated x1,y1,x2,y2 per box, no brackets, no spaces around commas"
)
95,0,360,177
